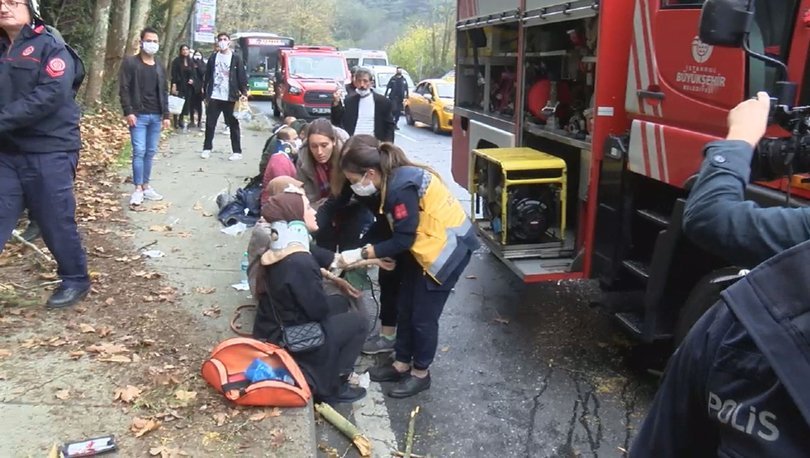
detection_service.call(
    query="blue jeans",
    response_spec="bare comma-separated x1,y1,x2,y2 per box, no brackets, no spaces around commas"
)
130,113,162,186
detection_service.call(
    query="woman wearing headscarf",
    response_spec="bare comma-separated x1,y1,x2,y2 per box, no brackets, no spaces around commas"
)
337,142,479,398
255,187,368,403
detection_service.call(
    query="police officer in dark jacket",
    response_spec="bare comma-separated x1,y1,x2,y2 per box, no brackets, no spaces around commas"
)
632,92,810,455
0,0,90,308
385,67,409,129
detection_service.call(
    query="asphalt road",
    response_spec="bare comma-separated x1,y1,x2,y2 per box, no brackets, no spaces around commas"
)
250,101,659,458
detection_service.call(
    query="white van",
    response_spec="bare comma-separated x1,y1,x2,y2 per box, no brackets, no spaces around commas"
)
369,65,416,96
341,49,389,69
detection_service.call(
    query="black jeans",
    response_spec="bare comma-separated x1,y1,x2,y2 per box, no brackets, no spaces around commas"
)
203,99,242,153
189,91,203,126
394,251,471,370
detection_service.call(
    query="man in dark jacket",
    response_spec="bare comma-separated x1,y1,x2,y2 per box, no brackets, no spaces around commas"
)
0,0,90,308
331,67,395,142
682,91,810,267
118,27,171,207
201,32,248,161
633,92,810,455
385,67,409,129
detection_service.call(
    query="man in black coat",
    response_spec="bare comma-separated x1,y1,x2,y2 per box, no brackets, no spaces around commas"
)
385,67,409,129
331,67,395,143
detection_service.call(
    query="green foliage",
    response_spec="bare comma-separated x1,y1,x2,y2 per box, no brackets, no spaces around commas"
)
387,23,454,81
40,0,95,59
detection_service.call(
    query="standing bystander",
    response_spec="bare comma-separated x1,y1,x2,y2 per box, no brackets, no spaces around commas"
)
385,67,409,129
118,26,171,207
0,0,91,308
201,32,248,161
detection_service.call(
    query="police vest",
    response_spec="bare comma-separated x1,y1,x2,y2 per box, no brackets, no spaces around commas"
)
382,167,476,284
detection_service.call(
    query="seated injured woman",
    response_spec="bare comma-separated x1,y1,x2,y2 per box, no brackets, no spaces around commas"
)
248,178,393,403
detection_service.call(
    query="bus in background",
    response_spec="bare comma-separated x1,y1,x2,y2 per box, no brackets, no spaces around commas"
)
340,48,389,69
232,32,294,99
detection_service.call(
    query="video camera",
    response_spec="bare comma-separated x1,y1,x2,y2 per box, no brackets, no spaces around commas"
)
699,0,810,181
753,82,810,181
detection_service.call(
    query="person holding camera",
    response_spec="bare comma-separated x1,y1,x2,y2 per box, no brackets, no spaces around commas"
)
632,93,810,456
682,91,810,268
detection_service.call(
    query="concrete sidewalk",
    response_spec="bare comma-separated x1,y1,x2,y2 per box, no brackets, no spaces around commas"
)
126,124,317,456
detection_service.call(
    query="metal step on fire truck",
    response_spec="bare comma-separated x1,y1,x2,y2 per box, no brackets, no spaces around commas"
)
450,0,810,345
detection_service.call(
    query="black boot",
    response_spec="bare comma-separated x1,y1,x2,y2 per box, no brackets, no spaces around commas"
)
388,372,431,398
321,380,367,404
46,284,91,309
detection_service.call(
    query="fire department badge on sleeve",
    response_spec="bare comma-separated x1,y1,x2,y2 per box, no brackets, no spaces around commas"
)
45,57,66,78
21,46,34,56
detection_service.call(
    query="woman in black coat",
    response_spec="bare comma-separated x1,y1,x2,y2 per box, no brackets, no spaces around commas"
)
170,44,194,129
254,189,368,403
188,50,206,129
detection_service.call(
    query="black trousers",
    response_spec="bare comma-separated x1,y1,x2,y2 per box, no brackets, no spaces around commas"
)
189,91,203,125
378,258,404,327
0,151,89,289
394,251,471,370
203,99,242,153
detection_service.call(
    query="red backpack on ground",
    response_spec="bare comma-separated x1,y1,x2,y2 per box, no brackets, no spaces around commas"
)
201,337,311,407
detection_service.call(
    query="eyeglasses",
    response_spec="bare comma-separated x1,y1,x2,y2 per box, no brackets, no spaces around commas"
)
0,0,28,8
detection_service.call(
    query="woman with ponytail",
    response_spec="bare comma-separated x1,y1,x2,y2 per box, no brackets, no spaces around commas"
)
338,142,479,398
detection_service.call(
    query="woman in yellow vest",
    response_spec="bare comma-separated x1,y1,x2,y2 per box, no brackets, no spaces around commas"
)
338,141,479,398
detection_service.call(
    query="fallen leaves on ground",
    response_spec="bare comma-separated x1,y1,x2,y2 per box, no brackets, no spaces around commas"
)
174,389,197,405
212,412,228,426
69,350,86,360
79,323,96,333
202,306,221,318
269,427,286,447
130,416,161,437
114,385,142,403
86,342,128,354
149,225,173,233
55,389,71,400
193,287,216,295
0,349,11,358
149,446,188,458
249,407,282,422
133,271,161,280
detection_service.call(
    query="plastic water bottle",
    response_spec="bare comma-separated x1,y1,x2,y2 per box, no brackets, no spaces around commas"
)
240,252,249,285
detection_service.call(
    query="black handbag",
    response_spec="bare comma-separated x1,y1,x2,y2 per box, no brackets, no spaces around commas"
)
267,298,325,353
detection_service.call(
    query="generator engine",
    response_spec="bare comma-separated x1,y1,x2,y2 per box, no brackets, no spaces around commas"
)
472,148,567,246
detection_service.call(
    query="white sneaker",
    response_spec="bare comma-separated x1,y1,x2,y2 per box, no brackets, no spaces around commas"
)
201,149,211,159
130,190,144,206
143,188,163,201
228,153,243,161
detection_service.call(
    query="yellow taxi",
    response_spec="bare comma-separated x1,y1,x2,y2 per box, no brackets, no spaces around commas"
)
404,79,455,134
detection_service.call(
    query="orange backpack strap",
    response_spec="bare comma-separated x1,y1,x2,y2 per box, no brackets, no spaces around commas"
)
230,304,256,337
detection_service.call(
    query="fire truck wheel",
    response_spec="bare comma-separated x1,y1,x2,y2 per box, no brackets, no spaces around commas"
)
405,107,415,126
432,113,441,134
673,266,744,347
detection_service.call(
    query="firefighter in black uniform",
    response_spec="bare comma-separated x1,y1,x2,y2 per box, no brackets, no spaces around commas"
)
631,92,810,455
0,0,90,308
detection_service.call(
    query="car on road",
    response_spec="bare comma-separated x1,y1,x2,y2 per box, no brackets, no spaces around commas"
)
404,79,455,134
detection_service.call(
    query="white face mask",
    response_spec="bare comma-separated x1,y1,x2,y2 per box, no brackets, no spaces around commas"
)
351,173,377,196
294,138,303,150
142,42,159,55
356,88,371,98
218,40,230,51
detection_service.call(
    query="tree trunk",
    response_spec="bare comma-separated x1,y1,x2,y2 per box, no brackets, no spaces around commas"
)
128,0,153,54
161,0,179,64
105,0,131,80
84,0,113,106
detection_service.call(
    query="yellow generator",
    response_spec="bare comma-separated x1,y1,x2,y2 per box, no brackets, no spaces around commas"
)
471,148,567,254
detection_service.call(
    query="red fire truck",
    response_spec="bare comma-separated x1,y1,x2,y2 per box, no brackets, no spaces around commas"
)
451,0,810,343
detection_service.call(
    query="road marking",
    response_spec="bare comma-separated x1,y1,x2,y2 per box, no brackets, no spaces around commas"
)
396,132,418,143
353,373,399,457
